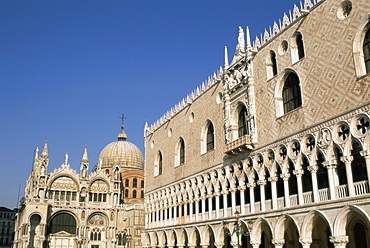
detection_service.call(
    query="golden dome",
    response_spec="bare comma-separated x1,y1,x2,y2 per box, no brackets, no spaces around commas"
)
98,126,144,169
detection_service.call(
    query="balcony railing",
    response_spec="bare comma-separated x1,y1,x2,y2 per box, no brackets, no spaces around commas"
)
225,135,253,155
148,181,370,229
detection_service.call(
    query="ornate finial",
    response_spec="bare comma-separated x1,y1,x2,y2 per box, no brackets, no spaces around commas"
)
118,114,127,141
237,26,245,49
81,145,89,164
41,141,48,158
35,147,39,159
64,153,69,165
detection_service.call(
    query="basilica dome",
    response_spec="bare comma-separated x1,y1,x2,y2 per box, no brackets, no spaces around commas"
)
98,126,144,169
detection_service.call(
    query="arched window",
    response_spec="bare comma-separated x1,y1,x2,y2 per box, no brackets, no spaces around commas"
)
175,137,186,166
141,190,144,198
282,73,302,113
238,106,249,138
179,138,185,164
124,189,129,198
206,122,215,152
90,228,101,241
133,178,137,188
125,179,129,187
296,33,305,60
132,190,137,198
49,213,76,234
154,151,163,176
267,50,278,79
141,180,144,188
291,32,305,64
364,27,370,74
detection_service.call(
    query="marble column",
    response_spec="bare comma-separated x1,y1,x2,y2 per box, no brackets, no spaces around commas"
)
293,169,304,205
238,186,246,215
269,176,278,209
247,183,255,213
257,180,266,212
281,173,290,207
341,156,354,197
201,196,206,221
214,192,220,219
308,165,319,202
230,188,237,215
222,190,228,217
360,150,370,186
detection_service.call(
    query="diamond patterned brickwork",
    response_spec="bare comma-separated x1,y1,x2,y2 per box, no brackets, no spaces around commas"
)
253,0,370,147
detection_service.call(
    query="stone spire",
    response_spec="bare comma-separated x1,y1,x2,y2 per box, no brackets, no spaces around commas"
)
40,142,48,159
224,46,229,67
80,146,89,178
246,26,251,48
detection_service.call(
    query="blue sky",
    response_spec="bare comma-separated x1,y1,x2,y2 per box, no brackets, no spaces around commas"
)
0,0,299,208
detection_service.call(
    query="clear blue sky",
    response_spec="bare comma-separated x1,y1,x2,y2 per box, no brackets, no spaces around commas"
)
0,0,299,208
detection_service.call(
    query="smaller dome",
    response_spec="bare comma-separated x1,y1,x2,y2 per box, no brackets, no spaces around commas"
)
98,126,144,169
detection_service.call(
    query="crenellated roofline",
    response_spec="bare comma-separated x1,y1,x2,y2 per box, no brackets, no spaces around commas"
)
145,0,324,135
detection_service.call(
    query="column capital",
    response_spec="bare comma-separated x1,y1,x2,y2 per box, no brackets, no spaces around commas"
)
341,155,353,164
293,169,304,176
257,180,266,186
280,173,290,180
268,176,278,182
221,190,229,195
250,241,261,247
237,185,247,191
247,182,256,188
307,165,318,173
272,239,285,246
329,235,349,246
229,188,237,193
360,150,370,158
299,238,312,246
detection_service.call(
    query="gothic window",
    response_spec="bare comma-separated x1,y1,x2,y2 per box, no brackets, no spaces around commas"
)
49,213,76,234
238,106,249,138
282,73,302,114
179,138,185,164
267,50,278,79
206,122,215,151
291,32,305,64
175,137,185,166
133,178,137,188
296,33,305,59
364,27,370,74
154,151,163,176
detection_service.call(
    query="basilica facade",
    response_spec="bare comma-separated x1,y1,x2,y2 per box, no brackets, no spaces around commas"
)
13,126,145,248
143,0,370,248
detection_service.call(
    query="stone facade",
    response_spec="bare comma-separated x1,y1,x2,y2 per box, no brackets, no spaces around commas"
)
143,0,370,248
14,126,145,248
